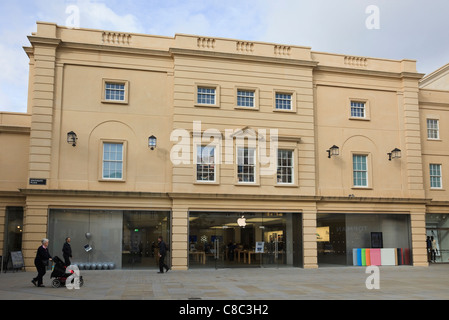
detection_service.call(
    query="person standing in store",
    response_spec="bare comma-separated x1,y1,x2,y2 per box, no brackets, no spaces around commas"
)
31,238,52,287
426,236,432,262
62,237,72,266
431,236,438,263
157,236,170,273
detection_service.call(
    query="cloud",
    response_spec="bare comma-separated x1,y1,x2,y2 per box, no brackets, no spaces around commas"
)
1,0,448,113
74,0,144,33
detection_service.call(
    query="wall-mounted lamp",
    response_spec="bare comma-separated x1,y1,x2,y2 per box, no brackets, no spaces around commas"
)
388,148,401,161
327,145,339,158
148,135,157,150
67,131,78,147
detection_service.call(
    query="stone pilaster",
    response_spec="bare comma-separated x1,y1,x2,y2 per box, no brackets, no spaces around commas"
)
27,25,60,189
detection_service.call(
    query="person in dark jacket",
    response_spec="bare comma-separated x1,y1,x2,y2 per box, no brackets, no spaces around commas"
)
157,236,170,273
62,237,72,266
32,239,52,287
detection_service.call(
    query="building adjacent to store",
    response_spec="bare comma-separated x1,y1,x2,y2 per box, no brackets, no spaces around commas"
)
1,22,448,271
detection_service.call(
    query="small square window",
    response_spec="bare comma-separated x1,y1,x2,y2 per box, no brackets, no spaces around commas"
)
197,87,216,105
237,90,255,107
275,93,292,110
105,83,125,101
102,79,129,104
351,101,365,118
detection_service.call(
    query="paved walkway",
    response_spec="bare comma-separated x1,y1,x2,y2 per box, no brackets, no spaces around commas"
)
0,264,448,300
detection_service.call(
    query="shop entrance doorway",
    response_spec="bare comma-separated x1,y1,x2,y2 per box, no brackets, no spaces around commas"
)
188,211,302,269
122,211,170,269
426,214,449,264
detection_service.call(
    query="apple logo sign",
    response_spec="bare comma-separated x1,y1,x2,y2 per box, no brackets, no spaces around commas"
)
237,215,246,227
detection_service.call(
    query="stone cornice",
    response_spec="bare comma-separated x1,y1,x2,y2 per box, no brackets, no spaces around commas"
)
320,196,429,205
27,36,61,47
18,189,431,205
315,65,425,80
59,41,172,58
0,125,30,134
169,47,318,68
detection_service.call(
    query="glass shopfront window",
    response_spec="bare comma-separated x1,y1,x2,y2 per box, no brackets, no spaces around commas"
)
4,207,24,253
426,214,449,263
317,213,412,266
188,211,302,268
48,209,170,269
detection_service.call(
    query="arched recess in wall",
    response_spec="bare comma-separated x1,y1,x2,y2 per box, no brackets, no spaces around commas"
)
87,120,137,186
340,134,378,190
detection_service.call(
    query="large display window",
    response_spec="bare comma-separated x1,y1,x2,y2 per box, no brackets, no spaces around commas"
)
48,209,170,269
317,213,412,266
188,211,302,268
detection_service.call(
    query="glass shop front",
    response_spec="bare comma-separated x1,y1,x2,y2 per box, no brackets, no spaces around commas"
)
426,214,449,264
188,211,303,268
48,209,170,270
317,213,412,266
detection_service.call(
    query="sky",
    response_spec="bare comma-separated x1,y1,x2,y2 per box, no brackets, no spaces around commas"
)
1,0,448,113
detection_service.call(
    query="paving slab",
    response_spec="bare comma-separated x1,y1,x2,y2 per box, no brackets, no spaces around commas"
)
0,264,448,300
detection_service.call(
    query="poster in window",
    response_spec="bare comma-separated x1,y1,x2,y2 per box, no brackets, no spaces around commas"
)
371,232,383,248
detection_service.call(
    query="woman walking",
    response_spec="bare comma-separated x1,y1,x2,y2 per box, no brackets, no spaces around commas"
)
31,239,52,287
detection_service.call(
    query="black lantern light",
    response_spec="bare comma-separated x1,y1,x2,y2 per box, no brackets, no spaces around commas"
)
327,145,339,158
148,135,157,150
388,148,401,161
67,131,77,147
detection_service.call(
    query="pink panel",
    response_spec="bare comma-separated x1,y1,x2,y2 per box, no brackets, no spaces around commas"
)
370,248,381,266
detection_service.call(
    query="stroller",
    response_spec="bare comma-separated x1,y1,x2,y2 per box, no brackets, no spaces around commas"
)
50,256,84,288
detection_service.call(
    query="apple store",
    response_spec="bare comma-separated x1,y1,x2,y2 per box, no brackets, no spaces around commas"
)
188,211,303,268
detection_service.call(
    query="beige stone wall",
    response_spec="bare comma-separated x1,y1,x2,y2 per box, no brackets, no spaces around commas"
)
0,113,30,257
171,51,316,196
419,89,449,202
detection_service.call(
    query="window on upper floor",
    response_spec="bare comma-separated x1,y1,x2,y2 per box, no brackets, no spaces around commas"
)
275,92,293,110
237,89,255,108
430,164,442,189
102,79,129,104
277,149,294,184
196,85,220,107
196,145,216,182
237,147,256,183
102,142,124,180
427,119,439,140
350,101,366,118
353,154,368,187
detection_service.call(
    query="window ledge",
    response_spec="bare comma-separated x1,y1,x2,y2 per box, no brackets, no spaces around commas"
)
234,106,259,111
194,181,220,185
101,100,128,105
349,117,370,121
194,104,220,108
273,108,296,113
275,183,298,188
99,179,126,183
